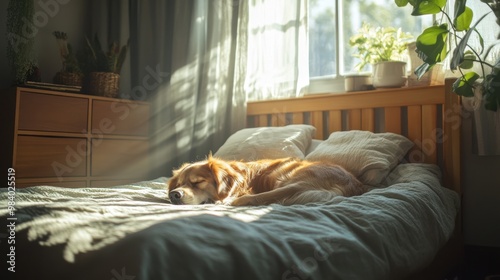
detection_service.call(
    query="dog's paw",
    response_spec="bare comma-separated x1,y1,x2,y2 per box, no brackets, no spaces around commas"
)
230,195,257,206
218,198,235,206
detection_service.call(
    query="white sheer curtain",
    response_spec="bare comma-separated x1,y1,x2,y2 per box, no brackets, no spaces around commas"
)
150,0,309,175
242,0,309,100
148,0,246,176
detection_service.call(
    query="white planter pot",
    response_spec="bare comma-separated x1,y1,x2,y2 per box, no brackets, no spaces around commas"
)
372,61,407,88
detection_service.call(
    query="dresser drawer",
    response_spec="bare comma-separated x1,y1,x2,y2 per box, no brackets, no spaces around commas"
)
15,136,87,178
18,91,89,133
92,100,149,136
91,139,149,178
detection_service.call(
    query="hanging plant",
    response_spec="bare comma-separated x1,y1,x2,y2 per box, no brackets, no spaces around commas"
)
6,0,38,84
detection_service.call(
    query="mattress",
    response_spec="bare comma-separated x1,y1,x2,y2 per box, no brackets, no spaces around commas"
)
0,163,459,280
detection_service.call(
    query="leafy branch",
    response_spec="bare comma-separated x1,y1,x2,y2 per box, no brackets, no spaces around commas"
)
395,0,500,111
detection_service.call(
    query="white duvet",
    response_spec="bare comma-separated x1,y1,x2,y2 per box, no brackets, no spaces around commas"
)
0,163,459,280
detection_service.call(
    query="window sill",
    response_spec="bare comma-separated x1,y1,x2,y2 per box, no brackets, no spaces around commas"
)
307,76,345,95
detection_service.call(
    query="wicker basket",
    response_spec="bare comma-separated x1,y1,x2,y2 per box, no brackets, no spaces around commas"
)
89,72,120,98
53,72,83,87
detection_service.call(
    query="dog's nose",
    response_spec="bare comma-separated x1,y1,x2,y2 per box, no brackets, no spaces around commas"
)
169,190,184,204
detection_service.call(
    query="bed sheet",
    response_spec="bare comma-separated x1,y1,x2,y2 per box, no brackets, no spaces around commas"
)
0,163,459,280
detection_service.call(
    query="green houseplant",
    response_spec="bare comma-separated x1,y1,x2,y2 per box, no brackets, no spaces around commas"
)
6,0,38,84
53,31,83,86
82,34,129,74
80,34,129,97
395,0,500,111
349,22,414,70
349,23,414,88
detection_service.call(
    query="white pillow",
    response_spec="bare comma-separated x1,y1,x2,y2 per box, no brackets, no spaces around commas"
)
305,130,414,186
214,125,316,161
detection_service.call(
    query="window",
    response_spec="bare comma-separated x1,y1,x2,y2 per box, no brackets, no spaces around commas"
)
308,0,433,92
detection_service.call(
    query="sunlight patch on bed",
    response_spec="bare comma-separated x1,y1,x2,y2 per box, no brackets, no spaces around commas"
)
214,205,273,222
17,200,272,263
155,204,273,223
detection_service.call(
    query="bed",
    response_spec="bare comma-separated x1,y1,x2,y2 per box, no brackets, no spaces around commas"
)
1,80,462,280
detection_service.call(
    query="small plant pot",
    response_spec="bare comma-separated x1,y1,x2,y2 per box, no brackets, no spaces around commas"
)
344,74,372,92
89,72,120,98
53,72,83,87
372,61,407,88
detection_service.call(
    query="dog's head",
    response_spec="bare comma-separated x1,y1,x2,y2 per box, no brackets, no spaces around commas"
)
167,156,246,205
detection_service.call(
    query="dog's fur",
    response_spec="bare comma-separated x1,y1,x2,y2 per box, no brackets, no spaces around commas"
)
167,156,367,206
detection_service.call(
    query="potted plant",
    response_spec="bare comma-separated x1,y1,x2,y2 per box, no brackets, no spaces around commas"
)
80,34,129,98
394,0,500,111
349,22,414,88
53,31,83,87
6,0,39,85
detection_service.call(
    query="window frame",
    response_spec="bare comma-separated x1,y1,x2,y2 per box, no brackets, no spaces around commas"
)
307,0,435,94
308,0,345,94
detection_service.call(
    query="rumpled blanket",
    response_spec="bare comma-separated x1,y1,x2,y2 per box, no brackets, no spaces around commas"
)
0,163,459,280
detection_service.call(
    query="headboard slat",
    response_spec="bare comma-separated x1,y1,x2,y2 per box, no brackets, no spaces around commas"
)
361,108,375,132
328,110,342,133
443,79,461,192
421,104,438,164
348,109,362,131
271,114,281,126
311,111,324,139
385,107,402,134
292,112,304,125
257,115,267,126
407,105,423,161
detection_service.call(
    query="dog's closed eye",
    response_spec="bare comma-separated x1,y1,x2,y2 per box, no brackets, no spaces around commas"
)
191,180,204,187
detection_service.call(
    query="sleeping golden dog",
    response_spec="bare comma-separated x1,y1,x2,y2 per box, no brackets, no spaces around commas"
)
167,156,366,206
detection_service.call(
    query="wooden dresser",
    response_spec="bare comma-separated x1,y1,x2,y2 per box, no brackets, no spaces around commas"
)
1,87,150,188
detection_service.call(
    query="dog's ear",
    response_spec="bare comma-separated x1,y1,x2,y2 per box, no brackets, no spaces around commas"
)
207,157,231,194
171,161,193,177
168,162,189,191
207,158,245,197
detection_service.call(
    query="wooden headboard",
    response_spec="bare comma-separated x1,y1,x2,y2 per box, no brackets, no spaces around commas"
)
246,79,461,194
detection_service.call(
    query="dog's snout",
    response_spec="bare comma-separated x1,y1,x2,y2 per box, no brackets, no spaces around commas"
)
169,190,184,204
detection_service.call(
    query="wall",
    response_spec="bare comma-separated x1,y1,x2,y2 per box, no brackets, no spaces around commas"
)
462,117,500,247
0,0,89,89
0,1,11,88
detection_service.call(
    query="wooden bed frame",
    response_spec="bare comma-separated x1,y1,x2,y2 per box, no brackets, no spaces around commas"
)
246,78,463,279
